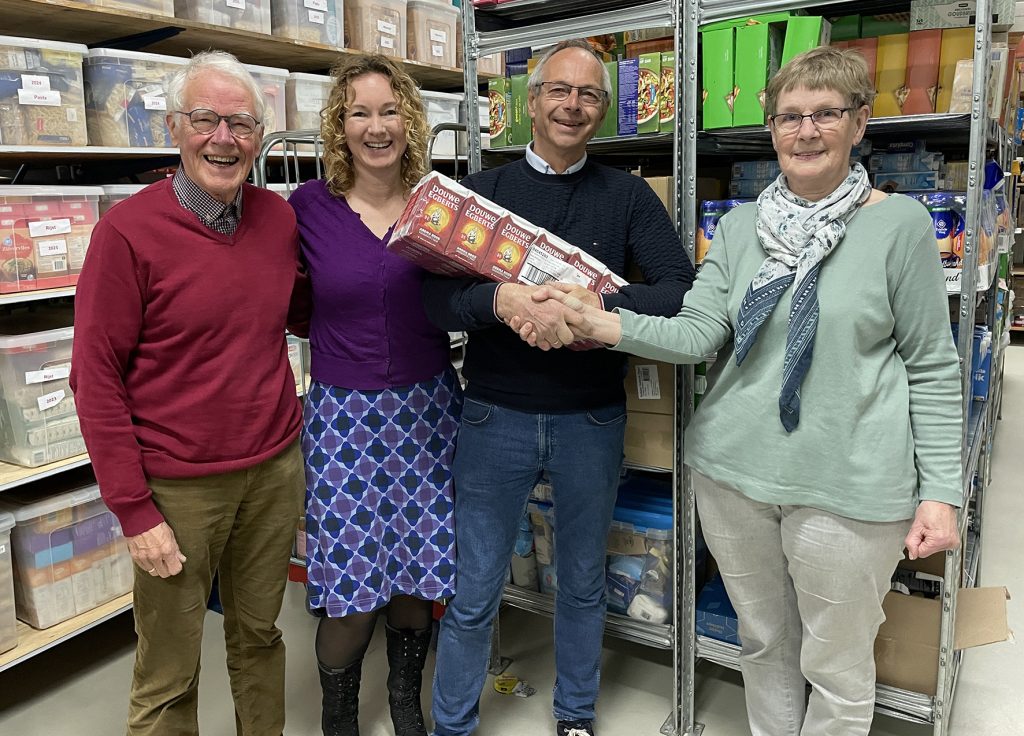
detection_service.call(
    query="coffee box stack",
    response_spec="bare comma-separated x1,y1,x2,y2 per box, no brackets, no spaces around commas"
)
389,173,628,348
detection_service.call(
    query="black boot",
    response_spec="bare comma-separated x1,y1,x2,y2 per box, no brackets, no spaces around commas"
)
385,624,431,736
318,659,361,736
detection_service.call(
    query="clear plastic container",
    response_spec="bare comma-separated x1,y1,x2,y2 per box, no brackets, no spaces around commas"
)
285,72,332,130
407,0,458,68
83,49,186,148
0,186,102,294
81,0,175,15
99,184,148,216
421,89,460,158
243,63,288,134
344,0,407,58
0,35,89,146
0,511,16,654
173,0,272,34
272,0,344,47
0,485,132,629
0,318,84,468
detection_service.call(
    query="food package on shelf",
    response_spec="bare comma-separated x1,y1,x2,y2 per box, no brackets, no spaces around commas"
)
0,485,132,629
285,72,332,130
407,0,458,68
243,63,288,134
80,0,174,13
173,0,271,33
344,0,407,58
0,511,16,654
0,36,88,146
272,0,344,47
83,49,186,148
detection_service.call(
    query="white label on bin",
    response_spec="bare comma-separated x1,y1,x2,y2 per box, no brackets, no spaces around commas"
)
308,9,325,24
25,363,72,385
37,389,66,413
17,89,61,106
430,29,448,43
143,95,167,111
432,44,445,58
22,74,50,92
634,364,662,400
380,36,395,49
378,20,397,35
37,239,68,256
28,218,72,238
305,0,327,9
226,0,245,8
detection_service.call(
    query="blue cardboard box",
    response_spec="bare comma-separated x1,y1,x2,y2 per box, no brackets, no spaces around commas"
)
695,573,741,645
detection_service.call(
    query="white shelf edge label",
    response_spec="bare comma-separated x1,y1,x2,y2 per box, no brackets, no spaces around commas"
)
37,239,68,256
26,363,72,385
21,74,50,92
378,20,397,35
308,9,325,24
430,29,448,43
17,89,61,106
37,389,66,413
28,218,72,238
634,364,662,400
305,0,327,9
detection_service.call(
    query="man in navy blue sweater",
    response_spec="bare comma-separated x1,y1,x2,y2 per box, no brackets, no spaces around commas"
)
423,39,695,736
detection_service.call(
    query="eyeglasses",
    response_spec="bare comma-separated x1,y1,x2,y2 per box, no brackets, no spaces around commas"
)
768,107,855,134
174,109,262,138
536,82,608,107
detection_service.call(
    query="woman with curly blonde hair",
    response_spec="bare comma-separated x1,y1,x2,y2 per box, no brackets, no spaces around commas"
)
287,54,461,736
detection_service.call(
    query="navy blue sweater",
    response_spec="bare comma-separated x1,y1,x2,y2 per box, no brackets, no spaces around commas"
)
421,158,694,412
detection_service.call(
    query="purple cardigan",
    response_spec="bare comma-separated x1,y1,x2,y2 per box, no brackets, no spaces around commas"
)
289,179,450,390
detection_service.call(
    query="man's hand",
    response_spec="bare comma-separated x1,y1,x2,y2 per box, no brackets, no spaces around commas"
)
496,283,575,350
531,282,603,309
127,522,188,578
904,501,960,560
513,287,623,347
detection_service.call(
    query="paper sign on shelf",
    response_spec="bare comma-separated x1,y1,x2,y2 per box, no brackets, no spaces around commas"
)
21,74,50,92
17,89,61,106
25,363,71,385
28,218,72,238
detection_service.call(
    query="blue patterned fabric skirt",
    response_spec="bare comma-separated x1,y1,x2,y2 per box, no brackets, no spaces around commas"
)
302,368,461,616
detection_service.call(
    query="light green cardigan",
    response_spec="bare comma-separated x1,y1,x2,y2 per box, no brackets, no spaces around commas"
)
615,195,963,521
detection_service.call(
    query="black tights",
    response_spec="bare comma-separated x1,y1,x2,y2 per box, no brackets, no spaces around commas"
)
316,595,433,670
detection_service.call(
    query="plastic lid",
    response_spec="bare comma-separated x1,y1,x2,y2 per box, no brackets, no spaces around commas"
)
244,63,289,77
0,511,13,534
0,484,101,523
0,185,103,198
0,35,88,55
0,324,74,351
86,48,188,64
288,72,332,82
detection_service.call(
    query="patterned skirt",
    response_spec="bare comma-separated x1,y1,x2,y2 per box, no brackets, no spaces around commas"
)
301,368,461,616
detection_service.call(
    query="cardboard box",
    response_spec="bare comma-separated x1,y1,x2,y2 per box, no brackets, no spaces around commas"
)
637,53,662,134
861,15,911,37
624,411,674,469
848,37,879,88
618,58,640,136
733,20,784,126
488,77,510,148
936,28,974,113
644,176,677,224
904,30,942,114
781,16,831,65
911,0,1015,32
509,74,530,146
874,170,943,191
659,52,676,132
874,33,910,117
831,15,862,41
625,359,675,416
596,60,619,139
695,573,740,645
701,28,735,129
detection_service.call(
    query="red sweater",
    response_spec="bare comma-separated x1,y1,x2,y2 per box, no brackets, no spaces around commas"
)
70,179,303,536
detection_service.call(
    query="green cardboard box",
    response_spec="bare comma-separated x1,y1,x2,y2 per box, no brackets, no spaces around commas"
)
509,74,531,146
596,60,619,139
733,20,784,126
637,52,662,134
781,16,831,66
701,28,734,129
487,77,511,148
659,51,676,132
701,11,792,32
861,15,911,37
831,15,861,41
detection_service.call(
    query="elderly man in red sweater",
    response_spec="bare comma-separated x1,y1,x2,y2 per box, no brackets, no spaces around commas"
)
70,50,304,736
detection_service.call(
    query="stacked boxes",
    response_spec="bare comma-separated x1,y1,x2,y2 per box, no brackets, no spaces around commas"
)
407,0,458,68
0,321,85,468
623,358,675,469
0,186,102,294
344,0,407,58
0,485,132,629
0,36,89,146
173,0,271,33
272,0,344,46
82,49,186,148
0,511,15,654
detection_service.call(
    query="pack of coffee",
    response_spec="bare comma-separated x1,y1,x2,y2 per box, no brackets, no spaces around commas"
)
484,213,536,282
448,196,506,273
390,172,473,276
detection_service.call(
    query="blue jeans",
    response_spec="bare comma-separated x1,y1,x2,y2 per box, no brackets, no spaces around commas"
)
431,399,627,736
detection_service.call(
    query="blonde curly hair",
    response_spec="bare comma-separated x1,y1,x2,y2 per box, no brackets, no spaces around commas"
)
321,54,430,197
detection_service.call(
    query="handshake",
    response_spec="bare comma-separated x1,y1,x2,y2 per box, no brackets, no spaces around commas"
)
496,281,624,350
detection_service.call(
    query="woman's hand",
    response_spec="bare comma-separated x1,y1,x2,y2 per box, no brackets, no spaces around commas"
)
904,501,960,560
509,284,624,348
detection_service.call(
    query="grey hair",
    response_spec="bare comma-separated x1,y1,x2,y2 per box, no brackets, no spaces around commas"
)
527,40,613,104
166,50,267,125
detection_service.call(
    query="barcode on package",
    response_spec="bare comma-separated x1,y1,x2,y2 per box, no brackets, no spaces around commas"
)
634,365,661,400
519,263,555,286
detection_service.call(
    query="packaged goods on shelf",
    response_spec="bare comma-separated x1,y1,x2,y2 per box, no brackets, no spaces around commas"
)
874,33,909,117
868,150,944,172
594,61,618,139
0,485,132,630
407,0,458,68
508,74,530,145
0,511,16,654
173,0,271,33
911,0,1015,31
421,90,461,157
285,72,332,130
272,0,344,47
636,53,660,135
700,28,732,129
696,573,740,645
487,78,509,147
345,0,407,58
617,58,639,136
99,184,147,216
0,36,88,146
731,160,781,180
728,179,774,198
244,64,288,134
903,29,942,114
910,190,997,291
873,170,943,191
951,323,993,401
606,507,675,622
936,28,973,113
696,198,749,263
82,49,186,148
1,186,102,294
781,16,831,65
625,358,674,416
81,0,174,13
732,20,783,127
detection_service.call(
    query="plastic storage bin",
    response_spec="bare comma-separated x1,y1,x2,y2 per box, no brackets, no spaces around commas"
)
0,186,102,294
0,511,16,654
272,0,344,47
407,0,458,68
81,0,175,15
345,0,407,58
285,72,332,130
99,184,148,216
0,36,89,146
421,89,461,158
0,319,84,468
0,485,132,629
83,49,186,148
173,0,272,33
244,63,288,134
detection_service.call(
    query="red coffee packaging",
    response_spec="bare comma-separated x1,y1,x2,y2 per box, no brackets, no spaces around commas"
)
483,213,537,282
448,196,506,273
517,229,580,287
390,173,472,276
